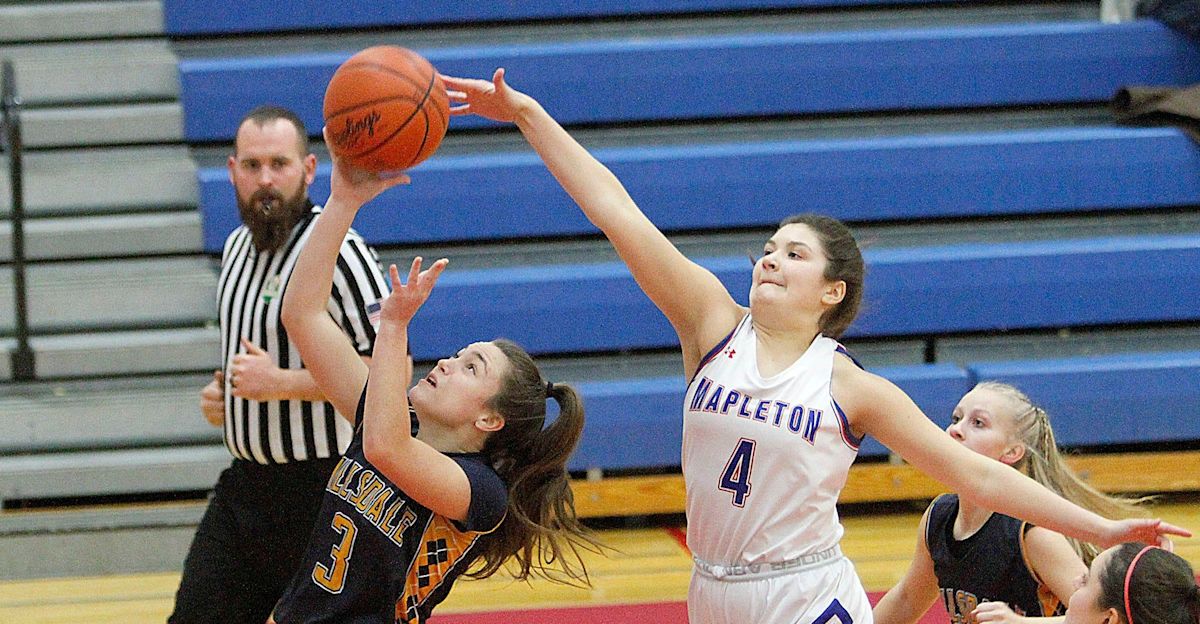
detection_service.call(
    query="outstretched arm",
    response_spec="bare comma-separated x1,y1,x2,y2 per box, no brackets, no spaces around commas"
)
442,69,743,377
280,142,408,421
834,359,1191,549
873,504,941,624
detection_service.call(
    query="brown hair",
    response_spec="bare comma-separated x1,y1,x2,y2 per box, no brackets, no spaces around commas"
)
1099,544,1200,624
777,214,865,338
238,105,310,156
975,381,1148,565
469,338,602,584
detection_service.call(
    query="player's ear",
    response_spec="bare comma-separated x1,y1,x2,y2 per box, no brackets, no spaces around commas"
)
999,443,1025,466
821,280,846,306
476,411,504,433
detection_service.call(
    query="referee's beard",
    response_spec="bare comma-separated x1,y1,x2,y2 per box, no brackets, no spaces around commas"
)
238,184,310,254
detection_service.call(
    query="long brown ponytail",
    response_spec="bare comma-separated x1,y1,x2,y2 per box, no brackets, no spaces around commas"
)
976,381,1149,565
470,338,603,584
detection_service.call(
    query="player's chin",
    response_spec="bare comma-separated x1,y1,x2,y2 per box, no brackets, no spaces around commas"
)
408,382,433,405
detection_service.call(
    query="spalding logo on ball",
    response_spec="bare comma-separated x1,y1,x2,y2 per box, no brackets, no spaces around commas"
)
323,45,450,173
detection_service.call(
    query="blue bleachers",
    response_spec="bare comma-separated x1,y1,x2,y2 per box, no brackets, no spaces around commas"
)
970,351,1200,447
178,21,1200,143
404,234,1200,360
169,4,1200,480
199,126,1200,251
164,0,959,36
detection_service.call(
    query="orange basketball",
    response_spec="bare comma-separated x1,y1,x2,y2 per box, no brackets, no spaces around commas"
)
323,45,449,172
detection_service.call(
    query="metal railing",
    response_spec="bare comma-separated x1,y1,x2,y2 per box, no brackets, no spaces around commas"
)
2,59,35,381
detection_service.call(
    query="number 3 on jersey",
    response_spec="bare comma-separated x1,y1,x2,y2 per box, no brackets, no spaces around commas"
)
719,438,756,507
313,512,358,594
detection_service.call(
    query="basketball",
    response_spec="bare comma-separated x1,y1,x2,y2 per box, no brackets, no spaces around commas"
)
322,45,449,172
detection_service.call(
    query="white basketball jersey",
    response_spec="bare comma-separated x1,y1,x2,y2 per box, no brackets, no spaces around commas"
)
683,314,861,566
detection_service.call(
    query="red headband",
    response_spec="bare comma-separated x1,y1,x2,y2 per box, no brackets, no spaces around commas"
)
1123,545,1157,624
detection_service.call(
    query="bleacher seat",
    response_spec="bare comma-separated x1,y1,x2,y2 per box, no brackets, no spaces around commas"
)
178,21,1200,143
199,126,1200,251
971,351,1200,447
394,233,1200,360
163,0,955,35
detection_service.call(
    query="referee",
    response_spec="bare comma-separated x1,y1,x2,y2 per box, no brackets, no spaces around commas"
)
170,106,388,624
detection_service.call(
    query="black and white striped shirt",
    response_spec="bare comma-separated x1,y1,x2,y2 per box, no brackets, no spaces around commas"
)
217,204,387,465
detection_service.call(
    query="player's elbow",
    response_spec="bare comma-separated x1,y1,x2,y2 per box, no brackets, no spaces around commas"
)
362,428,392,470
279,291,309,333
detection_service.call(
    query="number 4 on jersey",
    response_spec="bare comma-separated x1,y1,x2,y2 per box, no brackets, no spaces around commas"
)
719,438,756,507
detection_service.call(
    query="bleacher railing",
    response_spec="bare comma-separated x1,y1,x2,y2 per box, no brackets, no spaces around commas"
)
2,59,35,381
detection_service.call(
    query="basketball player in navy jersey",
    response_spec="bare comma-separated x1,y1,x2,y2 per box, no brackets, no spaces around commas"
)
442,68,1191,624
271,142,601,623
875,382,1147,624
1032,543,1197,624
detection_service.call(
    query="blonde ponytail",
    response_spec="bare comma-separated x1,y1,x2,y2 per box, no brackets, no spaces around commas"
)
976,381,1150,565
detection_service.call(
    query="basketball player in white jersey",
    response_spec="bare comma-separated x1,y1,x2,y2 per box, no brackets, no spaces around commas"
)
441,69,1191,624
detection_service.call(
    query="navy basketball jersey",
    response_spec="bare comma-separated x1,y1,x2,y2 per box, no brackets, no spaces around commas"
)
926,494,1065,624
272,390,507,624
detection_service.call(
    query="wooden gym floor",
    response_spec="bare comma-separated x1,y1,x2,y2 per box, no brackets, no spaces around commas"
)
4,496,1199,624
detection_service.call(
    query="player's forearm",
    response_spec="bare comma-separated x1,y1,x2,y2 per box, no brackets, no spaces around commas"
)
964,460,1109,547
513,99,642,232
272,368,328,402
872,586,933,624
363,321,414,462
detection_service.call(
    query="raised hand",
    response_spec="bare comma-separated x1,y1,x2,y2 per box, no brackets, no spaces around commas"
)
379,257,449,326
1101,517,1192,549
442,68,535,123
321,126,411,209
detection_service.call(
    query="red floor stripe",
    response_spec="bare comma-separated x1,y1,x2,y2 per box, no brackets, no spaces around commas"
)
429,592,950,624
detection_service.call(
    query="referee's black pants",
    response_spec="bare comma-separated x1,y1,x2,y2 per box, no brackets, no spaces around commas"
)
169,456,340,624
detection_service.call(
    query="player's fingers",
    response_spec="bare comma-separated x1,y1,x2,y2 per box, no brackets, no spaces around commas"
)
421,258,449,290
1159,520,1192,538
408,257,422,285
388,264,402,289
448,104,472,116
240,337,265,354
439,74,486,91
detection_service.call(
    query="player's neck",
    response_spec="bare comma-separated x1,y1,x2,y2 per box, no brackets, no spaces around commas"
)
415,422,482,454
753,321,820,376
953,499,994,539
